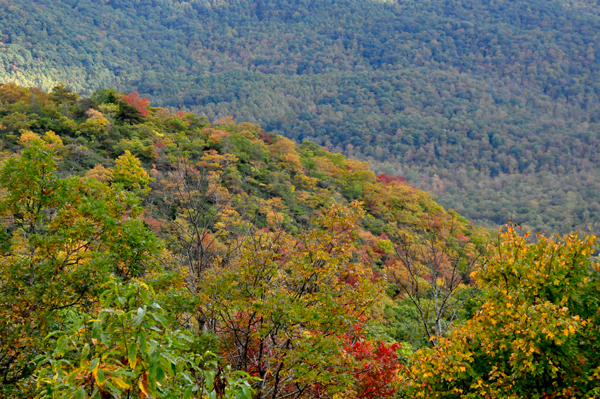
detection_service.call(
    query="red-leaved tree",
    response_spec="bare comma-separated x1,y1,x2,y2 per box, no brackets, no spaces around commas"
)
376,173,407,185
122,92,150,117
308,321,402,399
347,340,402,398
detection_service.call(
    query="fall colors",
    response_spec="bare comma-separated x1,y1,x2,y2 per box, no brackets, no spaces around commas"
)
0,83,599,398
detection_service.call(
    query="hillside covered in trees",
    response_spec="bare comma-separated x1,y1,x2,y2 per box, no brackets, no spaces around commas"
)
2,83,600,399
2,0,600,233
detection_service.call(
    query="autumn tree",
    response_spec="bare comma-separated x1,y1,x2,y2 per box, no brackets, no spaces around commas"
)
0,133,159,397
386,213,484,346
306,327,402,399
78,108,110,138
402,227,600,398
112,150,154,196
149,152,251,301
344,339,402,399
200,202,381,399
122,92,150,117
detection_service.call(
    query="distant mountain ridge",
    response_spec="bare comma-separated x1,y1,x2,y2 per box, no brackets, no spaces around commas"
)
2,0,600,233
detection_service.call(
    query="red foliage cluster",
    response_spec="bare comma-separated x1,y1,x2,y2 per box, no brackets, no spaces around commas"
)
309,335,401,398
343,275,358,287
259,129,275,144
343,272,381,288
376,173,407,185
347,340,402,398
122,92,150,117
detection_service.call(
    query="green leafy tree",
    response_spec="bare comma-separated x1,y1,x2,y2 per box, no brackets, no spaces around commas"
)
49,84,79,106
0,133,159,397
35,281,256,399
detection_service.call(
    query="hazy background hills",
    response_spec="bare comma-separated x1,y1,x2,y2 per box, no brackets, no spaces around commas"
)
2,0,600,233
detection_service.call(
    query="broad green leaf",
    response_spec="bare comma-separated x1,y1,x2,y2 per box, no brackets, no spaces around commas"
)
89,358,99,372
133,306,147,326
127,341,138,369
81,344,90,360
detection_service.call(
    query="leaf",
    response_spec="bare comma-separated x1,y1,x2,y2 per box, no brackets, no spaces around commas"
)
139,333,147,354
89,358,100,372
204,370,215,390
161,351,177,365
242,384,252,399
74,387,86,399
55,335,68,356
112,377,131,389
133,306,147,326
128,341,138,369
104,293,116,308
97,368,106,384
81,343,90,360
100,332,111,348
139,377,150,398
150,312,168,328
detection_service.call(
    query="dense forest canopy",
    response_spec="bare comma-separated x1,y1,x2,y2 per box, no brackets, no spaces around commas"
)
2,0,600,233
2,83,600,398
0,83,479,397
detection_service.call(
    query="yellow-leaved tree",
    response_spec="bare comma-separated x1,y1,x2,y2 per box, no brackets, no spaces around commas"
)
112,150,154,196
402,227,600,398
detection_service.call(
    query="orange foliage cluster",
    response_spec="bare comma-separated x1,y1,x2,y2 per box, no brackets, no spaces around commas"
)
122,91,150,117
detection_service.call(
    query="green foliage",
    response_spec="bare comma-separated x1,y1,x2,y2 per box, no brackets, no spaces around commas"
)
49,84,79,106
35,281,256,399
0,133,159,396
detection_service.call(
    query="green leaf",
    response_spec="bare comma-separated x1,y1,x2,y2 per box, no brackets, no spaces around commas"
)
139,333,147,354
89,358,99,372
55,336,68,356
161,351,177,366
97,368,106,384
148,340,158,355
100,332,110,348
150,312,168,328
133,306,147,326
204,370,214,390
81,344,90,360
104,294,115,308
242,384,252,399
74,386,86,399
127,341,138,369
139,288,149,304
183,386,194,399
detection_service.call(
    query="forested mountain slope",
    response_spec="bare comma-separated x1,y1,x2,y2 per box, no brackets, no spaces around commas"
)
0,83,492,398
2,0,600,233
3,84,600,399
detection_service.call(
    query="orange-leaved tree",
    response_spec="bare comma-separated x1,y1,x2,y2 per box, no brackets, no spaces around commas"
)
122,92,150,117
